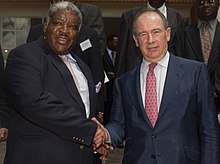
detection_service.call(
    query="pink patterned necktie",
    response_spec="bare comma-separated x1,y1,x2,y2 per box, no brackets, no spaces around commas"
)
145,63,158,127
200,22,211,64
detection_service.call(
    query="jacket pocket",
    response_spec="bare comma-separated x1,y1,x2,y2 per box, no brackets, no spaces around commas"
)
185,147,200,163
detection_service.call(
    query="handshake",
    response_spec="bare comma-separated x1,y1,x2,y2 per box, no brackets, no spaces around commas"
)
92,117,114,160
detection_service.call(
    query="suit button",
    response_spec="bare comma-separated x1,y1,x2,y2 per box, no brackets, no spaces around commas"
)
151,154,156,159
152,135,157,139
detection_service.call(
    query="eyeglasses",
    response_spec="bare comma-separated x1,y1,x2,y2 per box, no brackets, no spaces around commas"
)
199,0,216,5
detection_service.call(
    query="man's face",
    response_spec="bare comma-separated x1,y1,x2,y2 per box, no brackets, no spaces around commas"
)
50,0,77,4
133,12,171,63
148,0,165,9
108,37,118,51
44,9,80,55
196,0,219,21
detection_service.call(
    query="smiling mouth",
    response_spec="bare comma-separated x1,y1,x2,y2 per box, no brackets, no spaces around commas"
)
57,36,69,44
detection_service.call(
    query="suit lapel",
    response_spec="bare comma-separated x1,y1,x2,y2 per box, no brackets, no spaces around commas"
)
186,24,204,61
127,66,154,127
207,22,220,72
73,54,97,117
49,54,85,109
157,55,184,128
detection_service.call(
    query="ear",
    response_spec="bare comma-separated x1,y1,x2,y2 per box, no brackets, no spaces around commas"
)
133,34,139,47
166,26,171,42
43,22,48,34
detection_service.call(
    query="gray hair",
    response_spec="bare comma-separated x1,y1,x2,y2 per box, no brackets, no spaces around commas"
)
47,1,82,30
133,9,169,36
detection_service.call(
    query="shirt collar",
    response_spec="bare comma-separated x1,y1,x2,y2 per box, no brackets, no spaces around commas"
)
107,48,116,56
197,19,217,31
141,51,170,71
59,53,77,63
146,2,167,18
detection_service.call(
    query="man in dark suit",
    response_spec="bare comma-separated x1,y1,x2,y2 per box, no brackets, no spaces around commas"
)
94,9,220,164
115,0,188,77
4,2,105,163
0,45,11,142
171,0,220,113
103,34,118,125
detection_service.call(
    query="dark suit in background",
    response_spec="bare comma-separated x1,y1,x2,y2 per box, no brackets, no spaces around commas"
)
171,22,220,113
171,0,220,114
115,4,188,77
103,50,115,125
77,3,106,54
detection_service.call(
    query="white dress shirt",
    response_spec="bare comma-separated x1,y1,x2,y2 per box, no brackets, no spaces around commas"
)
147,2,167,19
61,54,90,118
140,52,170,112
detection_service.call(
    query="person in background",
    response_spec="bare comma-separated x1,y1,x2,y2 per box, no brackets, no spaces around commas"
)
94,9,220,164
115,0,188,77
27,0,105,124
171,0,220,114
0,45,11,142
27,0,106,56
103,34,118,125
4,2,105,163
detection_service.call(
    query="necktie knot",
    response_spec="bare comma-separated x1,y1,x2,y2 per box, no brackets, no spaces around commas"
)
202,22,209,31
148,63,157,72
60,55,68,62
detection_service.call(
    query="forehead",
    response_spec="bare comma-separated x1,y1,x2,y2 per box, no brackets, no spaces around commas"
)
136,12,163,27
51,9,77,20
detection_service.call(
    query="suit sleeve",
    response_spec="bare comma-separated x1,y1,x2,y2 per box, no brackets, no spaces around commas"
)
197,64,220,163
5,47,97,146
105,78,125,147
115,12,129,77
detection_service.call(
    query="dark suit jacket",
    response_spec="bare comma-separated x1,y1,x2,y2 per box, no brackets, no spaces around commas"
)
0,45,11,128
4,37,98,164
106,55,220,164
171,22,220,113
26,24,104,112
115,5,189,77
77,3,106,54
103,50,115,124
103,50,115,101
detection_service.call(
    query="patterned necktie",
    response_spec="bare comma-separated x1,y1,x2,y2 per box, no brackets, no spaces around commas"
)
111,51,116,66
145,63,158,127
200,22,211,64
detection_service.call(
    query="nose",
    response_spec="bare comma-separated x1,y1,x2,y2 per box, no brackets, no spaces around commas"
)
59,24,70,34
147,33,155,43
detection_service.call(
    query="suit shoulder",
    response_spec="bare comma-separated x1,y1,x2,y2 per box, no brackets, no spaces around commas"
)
123,6,145,17
172,54,205,68
167,7,187,18
78,3,100,10
116,65,140,82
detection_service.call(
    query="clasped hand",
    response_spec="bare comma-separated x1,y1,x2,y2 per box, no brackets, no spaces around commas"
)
92,117,113,160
